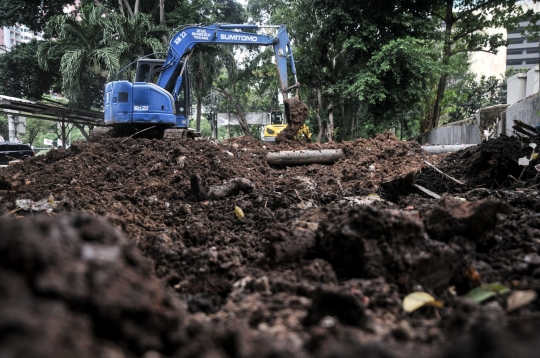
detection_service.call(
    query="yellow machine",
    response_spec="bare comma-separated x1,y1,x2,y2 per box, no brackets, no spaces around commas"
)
263,110,311,142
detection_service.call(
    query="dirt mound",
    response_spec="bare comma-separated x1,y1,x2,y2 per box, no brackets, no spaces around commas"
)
1,132,540,357
0,213,185,357
318,205,463,291
417,136,540,193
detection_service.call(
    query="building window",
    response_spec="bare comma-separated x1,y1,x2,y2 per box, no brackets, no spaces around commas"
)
508,38,525,44
507,59,524,66
526,59,539,65
527,47,540,54
507,48,524,55
508,27,526,35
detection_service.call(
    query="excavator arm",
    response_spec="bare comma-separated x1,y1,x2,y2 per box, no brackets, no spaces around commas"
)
104,23,308,140
156,24,299,102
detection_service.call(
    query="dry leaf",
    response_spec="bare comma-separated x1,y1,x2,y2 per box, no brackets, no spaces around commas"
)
507,290,537,312
403,292,443,313
234,205,244,219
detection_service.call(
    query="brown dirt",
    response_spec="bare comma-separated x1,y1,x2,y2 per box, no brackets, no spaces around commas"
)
276,95,310,141
0,133,539,358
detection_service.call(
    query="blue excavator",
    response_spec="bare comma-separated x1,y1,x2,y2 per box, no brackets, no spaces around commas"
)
103,24,308,139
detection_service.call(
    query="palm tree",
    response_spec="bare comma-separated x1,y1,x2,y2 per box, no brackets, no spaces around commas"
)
38,5,166,109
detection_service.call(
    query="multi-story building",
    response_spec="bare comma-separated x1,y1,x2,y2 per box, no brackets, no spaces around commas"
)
0,24,44,52
505,1,540,70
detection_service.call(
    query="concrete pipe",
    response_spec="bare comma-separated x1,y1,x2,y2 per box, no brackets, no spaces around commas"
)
267,149,344,166
421,144,477,154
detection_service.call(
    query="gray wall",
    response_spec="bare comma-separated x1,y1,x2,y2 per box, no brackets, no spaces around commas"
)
417,122,480,145
504,92,540,136
417,105,507,145
417,96,539,145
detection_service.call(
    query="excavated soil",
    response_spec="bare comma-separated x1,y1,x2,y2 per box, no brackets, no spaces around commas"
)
1,133,540,358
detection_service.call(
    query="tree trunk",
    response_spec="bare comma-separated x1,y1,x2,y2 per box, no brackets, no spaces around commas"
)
432,73,448,129
159,0,167,44
350,107,355,141
74,124,90,140
118,0,125,16
431,0,453,129
315,86,323,144
134,0,140,14
61,117,66,149
326,100,334,142
236,105,252,136
160,0,166,25
122,0,134,17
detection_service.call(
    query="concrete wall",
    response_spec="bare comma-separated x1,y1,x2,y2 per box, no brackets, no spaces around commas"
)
526,66,540,97
417,122,481,145
417,94,539,145
504,92,540,136
417,105,507,145
507,73,527,105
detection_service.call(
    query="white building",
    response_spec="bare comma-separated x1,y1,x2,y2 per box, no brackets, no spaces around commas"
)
0,24,44,52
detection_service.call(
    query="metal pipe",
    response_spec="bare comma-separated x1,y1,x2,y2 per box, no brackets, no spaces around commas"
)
421,144,477,154
267,149,344,166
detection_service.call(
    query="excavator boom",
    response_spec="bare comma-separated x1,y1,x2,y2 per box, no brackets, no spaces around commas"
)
103,23,307,140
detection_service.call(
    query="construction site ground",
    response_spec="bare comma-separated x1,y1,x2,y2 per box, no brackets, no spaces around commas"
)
1,132,540,358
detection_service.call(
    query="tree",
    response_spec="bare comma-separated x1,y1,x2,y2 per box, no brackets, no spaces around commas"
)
19,119,54,146
38,5,166,109
0,115,8,140
429,0,535,129
346,37,441,129
0,0,74,32
442,68,518,124
0,40,61,100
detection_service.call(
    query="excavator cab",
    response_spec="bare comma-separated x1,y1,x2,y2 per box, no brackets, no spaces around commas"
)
135,59,163,83
271,111,284,125
263,110,287,141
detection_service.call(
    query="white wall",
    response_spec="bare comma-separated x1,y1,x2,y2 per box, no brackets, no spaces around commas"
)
507,73,527,105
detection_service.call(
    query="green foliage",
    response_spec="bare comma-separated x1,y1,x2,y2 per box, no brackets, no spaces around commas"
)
0,0,72,32
167,0,246,27
0,40,61,100
38,5,166,109
19,119,55,146
441,66,519,125
347,37,441,123
0,115,7,140
442,74,506,123
427,0,533,128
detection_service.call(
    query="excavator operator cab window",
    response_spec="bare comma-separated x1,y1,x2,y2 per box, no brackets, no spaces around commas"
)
135,60,164,83
137,64,151,82
151,65,162,83
271,112,283,125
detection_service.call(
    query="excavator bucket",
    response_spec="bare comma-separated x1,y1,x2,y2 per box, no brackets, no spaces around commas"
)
276,93,309,142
